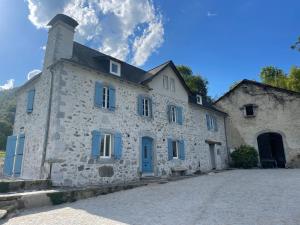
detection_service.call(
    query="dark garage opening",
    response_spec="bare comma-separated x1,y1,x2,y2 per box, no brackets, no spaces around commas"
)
257,132,286,168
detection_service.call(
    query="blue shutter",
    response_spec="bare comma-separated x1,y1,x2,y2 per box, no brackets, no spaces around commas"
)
179,140,185,160
167,105,172,122
27,89,35,113
94,82,103,108
137,95,143,116
109,86,116,111
148,98,153,118
167,138,173,160
206,114,210,130
177,106,183,125
4,136,17,176
14,134,25,176
214,116,218,132
114,132,122,159
91,130,101,159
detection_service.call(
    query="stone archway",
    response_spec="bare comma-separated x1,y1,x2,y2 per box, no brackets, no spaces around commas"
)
257,132,286,168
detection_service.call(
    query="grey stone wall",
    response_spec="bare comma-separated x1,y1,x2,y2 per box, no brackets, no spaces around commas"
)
43,61,227,186
215,83,300,166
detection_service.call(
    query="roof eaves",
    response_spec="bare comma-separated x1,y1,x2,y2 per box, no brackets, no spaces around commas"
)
16,73,42,93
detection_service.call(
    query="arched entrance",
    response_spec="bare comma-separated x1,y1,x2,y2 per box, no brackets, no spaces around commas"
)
257,132,286,168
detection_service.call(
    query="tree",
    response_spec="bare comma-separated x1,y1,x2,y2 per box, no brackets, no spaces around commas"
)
176,65,208,97
288,66,300,92
291,37,300,52
259,66,288,89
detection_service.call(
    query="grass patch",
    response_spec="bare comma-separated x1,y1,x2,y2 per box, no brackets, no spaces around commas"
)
0,151,5,158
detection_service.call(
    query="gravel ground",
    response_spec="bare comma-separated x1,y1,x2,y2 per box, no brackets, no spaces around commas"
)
3,169,300,225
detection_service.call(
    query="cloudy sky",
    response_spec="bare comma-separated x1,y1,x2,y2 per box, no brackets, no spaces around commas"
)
0,0,299,97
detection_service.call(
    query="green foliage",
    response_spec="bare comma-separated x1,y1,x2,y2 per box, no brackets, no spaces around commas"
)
231,145,258,169
0,88,17,150
259,66,300,92
176,65,208,97
291,37,300,52
0,151,5,158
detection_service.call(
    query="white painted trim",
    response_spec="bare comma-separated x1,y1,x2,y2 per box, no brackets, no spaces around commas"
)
110,60,121,76
100,133,112,158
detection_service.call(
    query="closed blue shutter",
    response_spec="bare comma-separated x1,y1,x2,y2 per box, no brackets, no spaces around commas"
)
94,82,103,108
137,95,143,116
206,114,210,130
14,134,25,176
27,89,35,113
114,132,122,159
214,116,218,132
149,98,153,118
4,136,17,176
91,130,101,159
109,86,116,111
167,138,173,160
179,140,185,160
177,106,183,125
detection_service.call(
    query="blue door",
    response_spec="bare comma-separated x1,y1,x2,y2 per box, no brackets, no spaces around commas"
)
142,137,153,173
4,136,17,176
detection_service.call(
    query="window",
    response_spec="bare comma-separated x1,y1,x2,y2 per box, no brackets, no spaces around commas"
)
170,78,175,92
206,114,218,131
172,140,178,159
143,98,150,117
100,134,112,158
27,89,35,113
110,60,121,76
244,105,254,117
163,76,169,89
102,86,110,109
196,95,203,105
170,106,177,123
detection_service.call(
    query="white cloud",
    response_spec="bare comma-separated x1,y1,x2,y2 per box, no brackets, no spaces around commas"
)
207,11,217,17
27,69,41,80
26,0,164,66
0,79,14,90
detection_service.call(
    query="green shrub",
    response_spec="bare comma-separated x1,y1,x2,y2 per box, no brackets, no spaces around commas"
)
231,145,258,168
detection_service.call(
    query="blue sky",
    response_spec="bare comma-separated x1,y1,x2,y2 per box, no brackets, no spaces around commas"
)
0,0,299,98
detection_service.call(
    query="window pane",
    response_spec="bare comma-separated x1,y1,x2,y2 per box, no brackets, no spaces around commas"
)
245,105,254,116
100,136,105,156
172,141,177,157
112,63,118,73
145,99,149,116
107,88,110,108
102,87,106,108
105,135,111,157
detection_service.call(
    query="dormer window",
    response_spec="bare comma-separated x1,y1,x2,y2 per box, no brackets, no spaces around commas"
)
110,60,121,76
196,95,203,105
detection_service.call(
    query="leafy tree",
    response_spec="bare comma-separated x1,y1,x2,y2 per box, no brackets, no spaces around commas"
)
231,145,258,169
288,66,300,92
176,65,208,97
291,37,300,52
259,66,288,89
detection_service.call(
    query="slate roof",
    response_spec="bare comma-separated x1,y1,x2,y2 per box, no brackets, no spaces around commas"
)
214,79,300,104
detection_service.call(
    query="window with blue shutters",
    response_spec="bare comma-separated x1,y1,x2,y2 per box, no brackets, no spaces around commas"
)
91,130,101,159
167,138,185,160
94,82,116,111
27,89,35,113
137,95,152,118
168,105,183,125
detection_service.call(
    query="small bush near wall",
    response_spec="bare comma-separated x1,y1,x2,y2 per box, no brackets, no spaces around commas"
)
231,145,258,169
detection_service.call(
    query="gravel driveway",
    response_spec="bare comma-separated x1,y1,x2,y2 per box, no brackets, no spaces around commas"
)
3,169,300,225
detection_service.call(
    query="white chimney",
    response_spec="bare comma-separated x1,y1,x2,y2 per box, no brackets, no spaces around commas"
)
43,14,78,69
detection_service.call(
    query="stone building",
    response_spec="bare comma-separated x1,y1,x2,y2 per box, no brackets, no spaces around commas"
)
3,14,228,186
215,79,300,168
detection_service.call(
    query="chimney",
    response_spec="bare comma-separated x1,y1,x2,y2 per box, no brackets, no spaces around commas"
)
43,14,78,69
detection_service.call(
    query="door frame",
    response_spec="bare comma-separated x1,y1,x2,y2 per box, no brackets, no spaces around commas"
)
139,134,157,176
209,144,216,170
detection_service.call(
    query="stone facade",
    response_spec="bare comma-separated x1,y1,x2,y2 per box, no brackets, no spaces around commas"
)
10,14,228,186
215,81,300,167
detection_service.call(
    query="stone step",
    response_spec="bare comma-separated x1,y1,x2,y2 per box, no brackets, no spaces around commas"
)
0,179,52,193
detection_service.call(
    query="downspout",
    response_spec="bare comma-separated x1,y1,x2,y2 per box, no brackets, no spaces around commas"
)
40,66,55,179
223,116,230,167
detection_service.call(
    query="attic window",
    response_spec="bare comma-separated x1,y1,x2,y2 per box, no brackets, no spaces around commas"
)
110,60,121,76
196,95,203,105
243,104,257,117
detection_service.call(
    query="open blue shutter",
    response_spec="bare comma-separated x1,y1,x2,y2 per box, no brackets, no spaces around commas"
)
4,136,17,176
109,86,116,111
167,105,172,122
91,130,101,159
114,132,122,159
214,116,218,132
206,114,210,130
94,82,103,108
167,138,173,160
27,89,35,113
149,98,153,118
177,106,183,125
179,140,185,160
137,95,143,116
14,134,25,176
